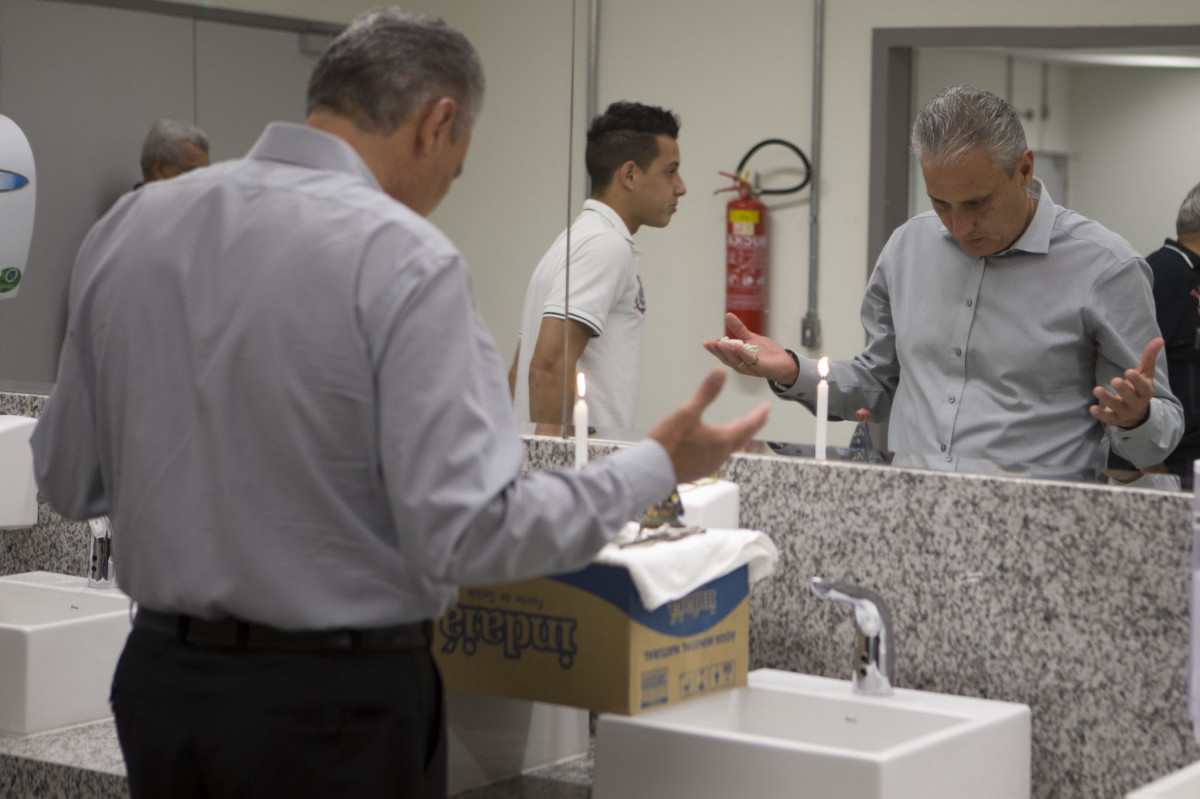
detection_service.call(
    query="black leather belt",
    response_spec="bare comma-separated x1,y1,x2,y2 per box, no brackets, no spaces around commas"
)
134,608,431,652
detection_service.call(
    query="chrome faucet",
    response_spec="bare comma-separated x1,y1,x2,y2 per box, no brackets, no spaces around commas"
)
811,577,893,695
87,516,115,589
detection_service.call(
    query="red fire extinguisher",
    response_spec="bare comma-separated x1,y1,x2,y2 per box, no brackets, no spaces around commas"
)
717,171,768,337
715,139,812,339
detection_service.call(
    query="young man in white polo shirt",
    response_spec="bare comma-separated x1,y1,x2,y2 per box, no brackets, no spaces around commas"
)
510,101,686,432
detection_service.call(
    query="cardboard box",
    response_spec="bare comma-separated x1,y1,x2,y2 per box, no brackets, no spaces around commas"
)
433,563,749,715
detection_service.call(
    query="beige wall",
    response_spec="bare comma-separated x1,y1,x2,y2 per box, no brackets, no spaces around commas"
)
1069,65,1200,255
908,49,1075,217
911,49,1200,258
171,0,1200,445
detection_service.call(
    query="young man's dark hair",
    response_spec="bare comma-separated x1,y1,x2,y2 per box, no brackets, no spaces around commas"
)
585,101,680,192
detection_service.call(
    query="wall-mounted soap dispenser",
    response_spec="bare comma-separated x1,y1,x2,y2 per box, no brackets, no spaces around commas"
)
0,415,39,528
0,114,36,300
0,116,41,530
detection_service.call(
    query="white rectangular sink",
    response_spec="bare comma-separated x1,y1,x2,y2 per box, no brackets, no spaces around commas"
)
1127,758,1200,798
0,571,131,736
593,668,1031,799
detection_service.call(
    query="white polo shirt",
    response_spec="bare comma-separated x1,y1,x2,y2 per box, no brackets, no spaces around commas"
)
514,199,645,431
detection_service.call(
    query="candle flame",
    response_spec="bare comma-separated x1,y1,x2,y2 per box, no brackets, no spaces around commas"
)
576,371,586,398
817,356,829,379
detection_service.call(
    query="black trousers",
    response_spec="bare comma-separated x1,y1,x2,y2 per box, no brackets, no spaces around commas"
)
111,626,447,799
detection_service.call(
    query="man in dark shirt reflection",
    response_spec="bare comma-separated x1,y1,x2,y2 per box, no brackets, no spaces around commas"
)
1111,181,1200,489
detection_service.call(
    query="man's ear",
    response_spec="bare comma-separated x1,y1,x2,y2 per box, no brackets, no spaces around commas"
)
1017,148,1035,185
617,160,639,191
415,97,458,157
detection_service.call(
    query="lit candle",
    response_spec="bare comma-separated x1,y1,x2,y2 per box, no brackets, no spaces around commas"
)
574,371,588,469
815,357,829,462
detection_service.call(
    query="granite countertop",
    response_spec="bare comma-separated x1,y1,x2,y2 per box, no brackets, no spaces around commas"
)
0,718,592,798
453,751,592,799
0,720,127,799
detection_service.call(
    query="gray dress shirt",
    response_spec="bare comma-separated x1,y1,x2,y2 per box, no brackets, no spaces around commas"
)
775,179,1183,472
31,123,675,630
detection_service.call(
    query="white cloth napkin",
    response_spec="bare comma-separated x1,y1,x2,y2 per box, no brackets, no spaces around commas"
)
592,525,779,611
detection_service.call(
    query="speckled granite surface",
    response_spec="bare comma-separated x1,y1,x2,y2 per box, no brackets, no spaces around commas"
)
452,751,591,799
0,722,127,799
0,390,46,419
0,392,89,581
4,410,1198,798
526,435,1199,799
0,502,89,582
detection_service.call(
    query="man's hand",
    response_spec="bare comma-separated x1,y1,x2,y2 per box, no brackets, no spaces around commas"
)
648,369,770,484
702,312,799,387
1089,337,1163,430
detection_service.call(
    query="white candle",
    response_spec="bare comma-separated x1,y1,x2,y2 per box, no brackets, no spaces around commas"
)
574,372,588,469
815,357,829,462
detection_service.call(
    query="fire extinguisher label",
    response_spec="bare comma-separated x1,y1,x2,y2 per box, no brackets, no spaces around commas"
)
724,194,767,334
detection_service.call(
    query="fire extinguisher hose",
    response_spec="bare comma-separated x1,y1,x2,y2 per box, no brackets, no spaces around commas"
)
735,139,812,195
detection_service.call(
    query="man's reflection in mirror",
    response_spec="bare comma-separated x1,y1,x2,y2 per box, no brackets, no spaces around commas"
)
134,119,210,190
704,85,1182,476
509,102,686,434
1109,181,1200,490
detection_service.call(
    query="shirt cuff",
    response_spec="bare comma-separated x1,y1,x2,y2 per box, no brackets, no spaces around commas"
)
1107,397,1182,467
769,350,819,402
543,306,603,336
603,439,677,518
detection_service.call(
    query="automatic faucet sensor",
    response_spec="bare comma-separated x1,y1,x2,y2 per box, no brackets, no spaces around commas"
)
88,516,115,589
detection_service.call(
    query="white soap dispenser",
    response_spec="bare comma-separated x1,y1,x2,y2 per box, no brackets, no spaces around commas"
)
0,114,36,299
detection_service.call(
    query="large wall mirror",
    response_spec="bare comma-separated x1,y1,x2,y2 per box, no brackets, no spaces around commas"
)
418,0,593,440
871,25,1200,272
0,0,340,390
0,0,588,400
7,1,1200,494
868,25,1200,492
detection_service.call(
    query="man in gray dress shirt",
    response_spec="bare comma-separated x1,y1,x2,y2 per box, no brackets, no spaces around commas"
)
31,9,767,798
705,84,1181,473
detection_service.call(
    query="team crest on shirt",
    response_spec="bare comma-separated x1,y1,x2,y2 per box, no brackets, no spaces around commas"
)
634,276,646,314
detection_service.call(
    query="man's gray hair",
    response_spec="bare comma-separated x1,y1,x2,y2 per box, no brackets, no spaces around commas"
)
1176,182,1200,236
140,119,209,180
911,85,1028,173
306,8,484,139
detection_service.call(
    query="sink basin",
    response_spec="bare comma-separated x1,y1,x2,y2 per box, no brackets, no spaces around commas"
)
0,571,131,736
1127,758,1200,798
593,668,1030,799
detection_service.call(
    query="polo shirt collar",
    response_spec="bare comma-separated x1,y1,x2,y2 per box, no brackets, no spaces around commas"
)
1164,238,1200,270
247,122,382,192
583,198,636,245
